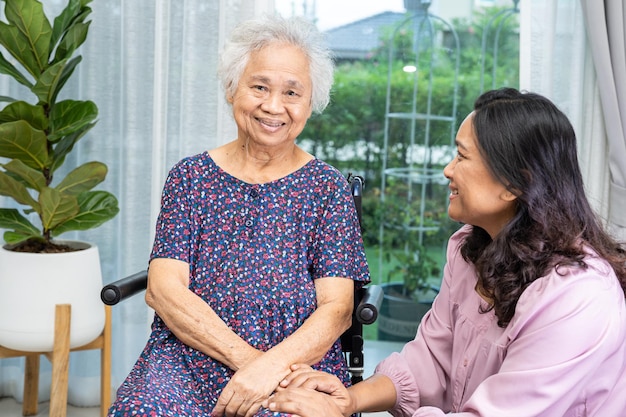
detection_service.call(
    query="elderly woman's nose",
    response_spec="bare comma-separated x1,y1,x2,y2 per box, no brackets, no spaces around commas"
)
262,91,284,113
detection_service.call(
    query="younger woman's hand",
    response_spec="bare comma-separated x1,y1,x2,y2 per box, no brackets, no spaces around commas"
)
264,387,345,417
275,364,354,415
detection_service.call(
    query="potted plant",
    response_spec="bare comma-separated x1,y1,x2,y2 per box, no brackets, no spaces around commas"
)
378,245,441,342
0,0,119,351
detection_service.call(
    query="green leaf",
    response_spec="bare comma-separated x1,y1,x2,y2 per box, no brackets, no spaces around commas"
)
32,58,66,106
50,55,80,104
0,0,52,77
0,208,40,243
0,101,47,130
0,170,39,208
0,95,17,103
49,121,95,173
2,159,47,191
53,21,90,65
48,100,97,142
0,50,33,87
3,230,39,244
49,0,85,54
39,186,79,232
0,120,48,170
52,190,119,236
55,161,106,195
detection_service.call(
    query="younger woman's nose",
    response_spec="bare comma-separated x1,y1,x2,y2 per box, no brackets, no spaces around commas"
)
443,158,455,179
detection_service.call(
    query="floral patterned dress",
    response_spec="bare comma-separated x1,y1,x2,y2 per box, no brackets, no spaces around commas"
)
108,152,370,416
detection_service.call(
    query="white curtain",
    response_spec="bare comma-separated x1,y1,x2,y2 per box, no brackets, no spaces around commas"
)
0,0,273,407
519,0,612,228
578,0,626,242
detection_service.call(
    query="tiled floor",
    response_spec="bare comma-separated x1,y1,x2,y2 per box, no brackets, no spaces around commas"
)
0,341,402,416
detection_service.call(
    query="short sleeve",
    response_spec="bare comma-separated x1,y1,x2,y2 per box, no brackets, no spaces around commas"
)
307,170,370,287
150,159,194,263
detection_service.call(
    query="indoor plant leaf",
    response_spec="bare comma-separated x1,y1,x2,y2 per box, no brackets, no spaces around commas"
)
39,186,79,232
50,55,81,105
0,120,49,170
49,121,96,173
0,0,51,77
50,0,91,61
0,101,47,130
0,208,40,243
0,170,40,208
52,190,119,235
55,161,107,195
53,20,90,65
32,59,67,106
48,99,97,142
0,95,16,103
0,50,33,87
1,159,47,191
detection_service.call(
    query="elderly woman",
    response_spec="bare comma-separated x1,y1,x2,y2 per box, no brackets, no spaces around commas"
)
107,15,369,417
265,88,626,417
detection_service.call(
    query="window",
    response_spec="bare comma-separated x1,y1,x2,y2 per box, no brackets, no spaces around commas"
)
278,0,520,341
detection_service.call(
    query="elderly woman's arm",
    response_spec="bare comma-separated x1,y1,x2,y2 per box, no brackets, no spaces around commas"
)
145,258,262,370
147,257,355,416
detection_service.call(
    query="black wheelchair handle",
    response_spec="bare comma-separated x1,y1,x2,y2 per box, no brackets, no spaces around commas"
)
355,284,383,325
101,270,148,305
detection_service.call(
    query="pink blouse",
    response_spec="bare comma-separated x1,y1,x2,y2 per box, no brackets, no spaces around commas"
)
375,225,626,417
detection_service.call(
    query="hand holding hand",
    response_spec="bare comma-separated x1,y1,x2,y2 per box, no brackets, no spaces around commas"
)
273,364,354,415
211,355,290,417
264,386,345,417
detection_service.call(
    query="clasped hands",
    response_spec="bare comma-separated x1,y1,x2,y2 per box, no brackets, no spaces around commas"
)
265,364,352,417
212,363,351,417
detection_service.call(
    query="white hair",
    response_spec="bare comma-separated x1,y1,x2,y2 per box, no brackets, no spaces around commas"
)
217,14,334,114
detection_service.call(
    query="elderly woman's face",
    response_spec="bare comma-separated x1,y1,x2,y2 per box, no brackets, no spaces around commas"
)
229,43,313,147
443,112,517,238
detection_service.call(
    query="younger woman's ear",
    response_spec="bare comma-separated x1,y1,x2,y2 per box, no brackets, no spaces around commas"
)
501,189,518,202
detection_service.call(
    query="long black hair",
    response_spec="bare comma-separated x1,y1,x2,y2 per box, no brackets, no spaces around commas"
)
461,88,626,327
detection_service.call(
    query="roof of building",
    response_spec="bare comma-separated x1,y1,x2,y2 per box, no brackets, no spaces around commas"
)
325,11,408,60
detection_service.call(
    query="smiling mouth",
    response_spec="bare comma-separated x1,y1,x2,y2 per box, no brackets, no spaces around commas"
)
256,117,285,128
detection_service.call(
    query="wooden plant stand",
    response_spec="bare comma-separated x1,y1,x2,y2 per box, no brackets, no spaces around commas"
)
0,304,112,417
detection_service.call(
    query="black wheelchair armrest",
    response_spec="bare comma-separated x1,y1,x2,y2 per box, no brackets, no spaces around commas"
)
101,270,148,305
341,284,383,385
355,284,382,325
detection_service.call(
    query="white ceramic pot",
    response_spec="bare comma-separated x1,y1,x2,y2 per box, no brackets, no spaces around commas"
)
0,241,105,352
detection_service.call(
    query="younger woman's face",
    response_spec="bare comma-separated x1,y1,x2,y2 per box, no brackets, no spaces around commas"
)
443,112,517,238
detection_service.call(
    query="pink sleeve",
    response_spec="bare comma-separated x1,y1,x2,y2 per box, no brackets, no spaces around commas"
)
374,229,469,416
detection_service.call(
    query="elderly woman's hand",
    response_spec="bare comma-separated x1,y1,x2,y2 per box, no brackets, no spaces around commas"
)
271,364,354,415
211,354,291,417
